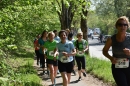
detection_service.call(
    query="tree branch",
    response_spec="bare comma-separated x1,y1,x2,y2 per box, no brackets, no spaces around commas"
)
56,0,61,12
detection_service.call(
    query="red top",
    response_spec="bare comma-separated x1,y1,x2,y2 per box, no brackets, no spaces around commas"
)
34,39,39,50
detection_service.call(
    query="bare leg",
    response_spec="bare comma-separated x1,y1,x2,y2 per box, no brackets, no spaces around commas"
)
54,66,58,78
78,70,82,77
67,73,71,84
48,64,54,84
61,72,68,86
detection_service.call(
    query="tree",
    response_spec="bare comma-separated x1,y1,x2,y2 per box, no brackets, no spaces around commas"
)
0,0,60,57
92,0,117,35
114,0,129,17
80,0,90,40
55,0,77,30
54,0,91,41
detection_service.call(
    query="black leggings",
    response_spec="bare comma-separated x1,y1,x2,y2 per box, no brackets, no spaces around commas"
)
35,50,40,63
75,56,86,70
39,53,45,68
73,56,76,66
112,64,130,86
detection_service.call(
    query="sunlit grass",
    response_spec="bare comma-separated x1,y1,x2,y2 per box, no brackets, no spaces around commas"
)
0,46,42,86
86,55,116,85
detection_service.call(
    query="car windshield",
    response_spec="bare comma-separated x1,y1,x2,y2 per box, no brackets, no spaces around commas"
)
104,35,111,39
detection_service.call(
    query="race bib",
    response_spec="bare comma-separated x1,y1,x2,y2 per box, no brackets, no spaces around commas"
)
49,51,54,56
60,56,69,63
115,58,129,68
77,51,84,56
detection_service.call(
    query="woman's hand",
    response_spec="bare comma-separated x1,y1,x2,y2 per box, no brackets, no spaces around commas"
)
44,54,47,59
123,48,130,56
62,52,69,57
54,51,59,57
110,57,117,64
53,57,56,61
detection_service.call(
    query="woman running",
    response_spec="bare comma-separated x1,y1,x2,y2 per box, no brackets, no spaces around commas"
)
57,30,76,86
74,32,88,81
43,31,58,86
38,30,48,74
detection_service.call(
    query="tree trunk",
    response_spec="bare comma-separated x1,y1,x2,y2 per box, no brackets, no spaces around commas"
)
80,5,88,40
59,0,74,30
80,3,89,54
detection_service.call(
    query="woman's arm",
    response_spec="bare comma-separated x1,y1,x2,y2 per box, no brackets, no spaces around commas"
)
102,38,116,63
68,48,76,56
54,48,59,57
83,40,88,52
83,45,88,52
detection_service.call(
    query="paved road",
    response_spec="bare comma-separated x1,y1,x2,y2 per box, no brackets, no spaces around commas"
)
88,38,112,61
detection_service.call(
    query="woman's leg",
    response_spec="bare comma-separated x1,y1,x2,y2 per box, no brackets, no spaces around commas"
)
112,64,128,86
39,53,42,67
81,56,86,77
67,73,71,84
48,64,55,84
54,66,58,78
61,72,68,86
35,50,40,65
75,56,82,78
66,61,73,83
58,61,68,86
72,56,76,75
41,54,46,74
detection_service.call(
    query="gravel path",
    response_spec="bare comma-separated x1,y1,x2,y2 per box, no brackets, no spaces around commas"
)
33,60,113,86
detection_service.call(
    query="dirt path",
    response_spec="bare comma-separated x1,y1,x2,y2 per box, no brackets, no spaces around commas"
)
33,60,112,86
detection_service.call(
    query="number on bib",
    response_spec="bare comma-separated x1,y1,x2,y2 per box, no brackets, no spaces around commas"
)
115,58,129,68
49,51,54,56
61,56,69,63
77,51,84,56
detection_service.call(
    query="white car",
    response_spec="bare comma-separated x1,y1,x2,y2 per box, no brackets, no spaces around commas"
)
102,35,111,43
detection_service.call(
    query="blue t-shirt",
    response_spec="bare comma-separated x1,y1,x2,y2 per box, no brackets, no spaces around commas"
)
38,38,47,54
57,41,75,63
54,36,60,43
68,38,75,44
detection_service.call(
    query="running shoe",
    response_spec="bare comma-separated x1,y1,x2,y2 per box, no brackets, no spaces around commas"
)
57,70,60,74
78,76,81,81
40,64,42,68
72,70,76,75
54,78,56,85
52,84,55,86
37,61,39,65
47,70,50,76
43,70,46,75
83,72,87,77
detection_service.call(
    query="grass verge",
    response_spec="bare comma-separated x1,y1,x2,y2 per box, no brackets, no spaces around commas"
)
86,55,116,86
0,46,42,86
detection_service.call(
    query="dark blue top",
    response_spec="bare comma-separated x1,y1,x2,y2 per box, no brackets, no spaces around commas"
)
111,34,130,58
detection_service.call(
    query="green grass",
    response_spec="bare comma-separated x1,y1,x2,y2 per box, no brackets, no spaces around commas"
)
0,45,117,86
0,46,42,86
86,55,116,85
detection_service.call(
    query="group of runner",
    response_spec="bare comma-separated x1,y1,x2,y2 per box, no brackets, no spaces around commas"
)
34,29,88,86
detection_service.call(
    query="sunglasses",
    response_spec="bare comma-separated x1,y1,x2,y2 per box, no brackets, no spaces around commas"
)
117,23,128,27
78,35,83,36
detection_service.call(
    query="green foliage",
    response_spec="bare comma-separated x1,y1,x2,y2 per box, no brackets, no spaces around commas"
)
0,47,42,86
90,0,130,35
114,0,129,17
0,0,60,58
